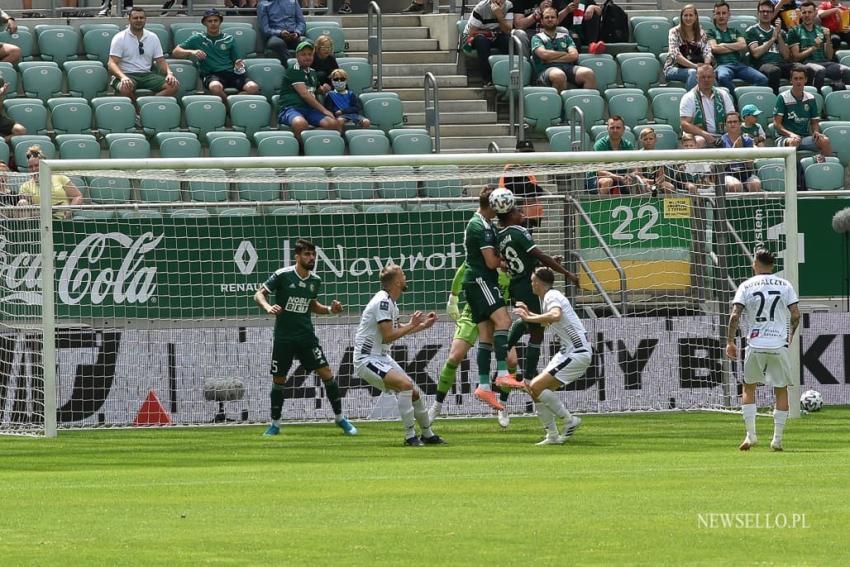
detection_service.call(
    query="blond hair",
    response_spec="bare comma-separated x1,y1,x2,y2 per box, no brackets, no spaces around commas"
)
329,68,348,81
314,34,334,53
26,145,45,158
380,263,403,287
639,127,656,141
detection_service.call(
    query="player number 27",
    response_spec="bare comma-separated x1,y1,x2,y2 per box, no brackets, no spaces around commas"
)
753,290,781,322
611,204,660,241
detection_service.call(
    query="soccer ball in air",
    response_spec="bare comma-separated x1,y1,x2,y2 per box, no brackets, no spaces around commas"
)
489,188,516,213
800,389,823,412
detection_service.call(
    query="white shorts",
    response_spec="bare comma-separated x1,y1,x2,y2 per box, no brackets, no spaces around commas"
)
743,347,793,387
543,349,592,385
355,355,406,392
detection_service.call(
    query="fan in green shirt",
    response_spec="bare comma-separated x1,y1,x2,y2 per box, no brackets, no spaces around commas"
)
708,1,769,93
788,1,850,90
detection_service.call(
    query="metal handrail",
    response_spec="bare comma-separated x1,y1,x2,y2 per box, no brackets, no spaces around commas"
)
568,252,623,318
424,72,441,153
508,32,525,142
488,141,501,152
566,196,628,315
568,106,586,152
367,1,383,92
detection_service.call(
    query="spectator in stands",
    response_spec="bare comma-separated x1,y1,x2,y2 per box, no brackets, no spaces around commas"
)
748,0,795,93
108,7,179,101
277,41,344,141
591,116,637,196
789,0,850,90
323,69,371,128
677,133,714,193
312,35,339,92
741,104,767,145
530,7,596,92
680,63,737,147
709,1,769,93
172,9,260,102
819,0,850,50
664,4,713,90
720,111,763,192
16,146,82,220
634,128,675,194
773,0,802,30
774,63,833,159
0,78,25,142
0,9,21,64
461,0,515,87
513,0,603,56
258,0,307,67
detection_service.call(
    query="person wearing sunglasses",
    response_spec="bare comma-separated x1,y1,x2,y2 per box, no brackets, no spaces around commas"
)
108,6,179,101
16,146,82,220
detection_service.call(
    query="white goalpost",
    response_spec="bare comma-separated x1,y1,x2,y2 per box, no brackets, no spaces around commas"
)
0,147,800,436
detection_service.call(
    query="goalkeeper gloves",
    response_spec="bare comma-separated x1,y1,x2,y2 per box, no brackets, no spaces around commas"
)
446,294,460,321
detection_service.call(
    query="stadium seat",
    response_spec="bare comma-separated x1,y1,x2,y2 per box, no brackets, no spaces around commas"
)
736,90,775,129
364,204,405,213
389,129,433,154
270,205,308,216
245,60,285,99
146,23,172,56
332,166,374,200
306,25,346,55
138,97,182,137
159,136,202,158
208,132,252,158
607,92,649,128
547,127,592,152
4,98,48,135
647,86,686,99
634,20,672,55
576,55,618,91
728,15,757,36
166,60,200,98
11,135,54,170
757,163,786,191
226,26,257,59
49,99,93,135
825,90,850,121
217,207,258,217
83,28,118,64
375,165,418,199
79,23,120,35
634,124,679,150
524,87,562,133
187,168,229,203
139,169,182,203
285,166,330,201
490,55,532,98
65,61,110,100
0,141,8,165
420,165,463,198
362,96,405,132
58,136,100,160
651,92,685,134
184,98,227,143
120,210,164,220
171,208,211,218
561,90,604,125
0,27,34,61
236,168,281,202
108,135,151,159
337,58,373,94
318,205,359,215
603,87,643,101
36,27,80,65
630,16,669,33
346,130,391,155
0,62,18,99
19,62,63,102
92,96,137,135
303,131,345,156
170,24,206,46
256,131,300,157
89,177,132,204
821,125,850,166
619,56,662,92
230,96,273,140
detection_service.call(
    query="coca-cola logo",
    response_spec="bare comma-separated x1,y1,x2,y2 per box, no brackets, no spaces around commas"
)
0,232,163,306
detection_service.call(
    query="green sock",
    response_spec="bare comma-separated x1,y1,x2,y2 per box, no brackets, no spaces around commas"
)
477,342,493,386
436,361,458,403
270,382,285,421
507,319,527,349
323,379,343,418
494,330,509,373
499,386,511,403
525,342,542,381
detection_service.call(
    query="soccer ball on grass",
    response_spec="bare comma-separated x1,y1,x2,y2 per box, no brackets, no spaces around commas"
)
489,188,516,214
800,389,823,412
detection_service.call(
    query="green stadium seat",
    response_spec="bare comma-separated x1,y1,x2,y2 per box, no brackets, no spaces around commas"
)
364,204,405,213
89,177,132,204
319,205,359,214
0,62,18,99
821,125,850,166
490,55,531,98
217,207,258,217
728,15,757,36
79,23,120,35
547,128,591,152
389,130,433,154
140,169,182,203
523,87,562,133
633,124,679,150
270,205,308,216
285,167,330,201
138,96,181,137
757,163,786,191
634,20,672,55
629,16,670,34
0,141,8,165
256,131,300,156
184,98,227,143
346,130,391,155
0,27,34,61
109,135,151,159
146,23,172,56
607,92,649,127
651,91,685,134
171,208,212,218
11,135,54,171
166,60,200,98
65,61,109,100
36,27,80,65
187,168,229,203
58,136,100,160
576,55,618,90
306,25,346,55
825,90,850,121
619,56,661,92
362,96,405,132
225,26,257,58
159,136,202,158
171,24,206,46
420,165,463,198
120,210,163,220
230,96,273,140
237,168,281,202
647,86,686,99
332,166,374,200
19,62,63,102
303,131,345,156
4,98,48,135
83,28,117,64
561,90,605,125
208,132,252,157
245,60,285,99
337,57,372,94
375,165,418,199
50,100,93,135
603,87,643,101
92,96,137,135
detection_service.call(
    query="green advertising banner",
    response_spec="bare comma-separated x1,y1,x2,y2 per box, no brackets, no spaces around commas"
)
726,198,787,284
798,197,850,297
578,197,693,250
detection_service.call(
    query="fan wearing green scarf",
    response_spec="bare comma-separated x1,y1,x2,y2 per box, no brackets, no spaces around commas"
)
679,63,736,147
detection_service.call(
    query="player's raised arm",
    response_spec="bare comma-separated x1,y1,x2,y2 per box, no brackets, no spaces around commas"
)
530,248,580,286
446,263,467,320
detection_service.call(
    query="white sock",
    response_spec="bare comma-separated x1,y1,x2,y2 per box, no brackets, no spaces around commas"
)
430,400,443,414
773,409,788,442
413,398,433,438
334,413,343,423
742,403,757,438
539,389,571,421
534,402,557,435
397,390,416,439
478,383,492,392
271,419,280,427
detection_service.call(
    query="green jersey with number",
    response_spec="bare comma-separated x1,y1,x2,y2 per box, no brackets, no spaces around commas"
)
262,265,321,340
463,212,499,285
497,225,539,283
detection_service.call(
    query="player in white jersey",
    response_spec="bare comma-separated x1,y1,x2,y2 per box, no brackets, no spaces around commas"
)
513,267,591,446
726,249,801,452
354,264,446,447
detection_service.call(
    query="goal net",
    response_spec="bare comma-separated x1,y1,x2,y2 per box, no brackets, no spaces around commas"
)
0,147,799,436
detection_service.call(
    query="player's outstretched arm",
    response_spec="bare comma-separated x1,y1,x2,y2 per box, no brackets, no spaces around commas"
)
531,248,579,286
446,263,466,320
378,311,433,344
725,304,743,359
514,304,561,325
310,299,343,315
254,287,281,315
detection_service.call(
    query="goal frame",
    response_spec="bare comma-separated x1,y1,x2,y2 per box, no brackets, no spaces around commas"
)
34,147,800,437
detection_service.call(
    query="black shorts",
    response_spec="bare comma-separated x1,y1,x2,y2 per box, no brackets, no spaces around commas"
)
203,70,248,91
271,335,329,376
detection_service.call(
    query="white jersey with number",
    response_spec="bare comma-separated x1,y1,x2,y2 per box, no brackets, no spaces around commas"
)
542,288,590,355
354,289,398,360
732,274,799,349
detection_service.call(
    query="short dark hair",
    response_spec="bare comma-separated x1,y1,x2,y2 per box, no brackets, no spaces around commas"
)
801,0,816,9
533,266,555,287
790,63,808,79
608,115,625,126
724,111,741,123
713,1,729,11
129,6,145,16
294,238,316,255
496,207,521,225
755,248,775,266
757,0,773,10
479,185,496,209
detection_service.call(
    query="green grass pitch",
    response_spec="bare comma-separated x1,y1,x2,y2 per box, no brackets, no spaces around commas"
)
1,409,848,566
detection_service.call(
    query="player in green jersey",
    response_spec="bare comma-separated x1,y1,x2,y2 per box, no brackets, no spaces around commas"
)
253,238,357,437
495,203,579,427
